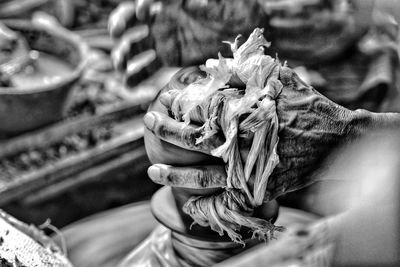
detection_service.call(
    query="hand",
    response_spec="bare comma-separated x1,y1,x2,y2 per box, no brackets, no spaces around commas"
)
144,66,400,200
144,67,224,167
108,0,161,87
108,0,268,86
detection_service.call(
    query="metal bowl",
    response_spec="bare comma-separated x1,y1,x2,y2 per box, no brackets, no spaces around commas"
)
0,19,87,135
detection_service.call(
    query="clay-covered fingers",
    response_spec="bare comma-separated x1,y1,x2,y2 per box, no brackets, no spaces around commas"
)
148,164,227,188
143,111,224,154
158,90,180,109
157,90,208,123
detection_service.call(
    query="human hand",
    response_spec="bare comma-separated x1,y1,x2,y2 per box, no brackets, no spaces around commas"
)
144,67,224,167
144,66,400,199
108,0,162,87
144,56,400,242
109,0,268,87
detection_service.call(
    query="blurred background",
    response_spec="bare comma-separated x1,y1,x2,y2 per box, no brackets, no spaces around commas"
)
0,0,400,266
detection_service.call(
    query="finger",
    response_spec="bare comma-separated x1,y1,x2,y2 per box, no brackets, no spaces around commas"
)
158,89,196,122
124,49,161,87
0,22,18,41
111,25,150,71
149,1,164,18
148,164,227,188
159,90,180,109
108,1,137,39
158,86,214,124
143,111,223,154
136,0,154,21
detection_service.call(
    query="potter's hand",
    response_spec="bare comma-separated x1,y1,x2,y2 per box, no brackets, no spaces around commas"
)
108,0,161,87
144,66,260,167
144,67,223,166
109,0,267,86
144,66,400,199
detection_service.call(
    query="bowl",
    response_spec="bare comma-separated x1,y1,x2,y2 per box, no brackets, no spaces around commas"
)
0,19,87,135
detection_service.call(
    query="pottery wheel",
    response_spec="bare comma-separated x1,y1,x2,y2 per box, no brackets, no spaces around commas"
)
151,186,320,242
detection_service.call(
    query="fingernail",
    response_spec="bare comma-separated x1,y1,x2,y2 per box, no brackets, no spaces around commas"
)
159,92,172,107
148,165,161,182
143,112,156,130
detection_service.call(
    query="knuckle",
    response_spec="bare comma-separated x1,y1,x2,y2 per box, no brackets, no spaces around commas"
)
167,169,189,186
279,67,294,87
197,171,209,188
166,173,175,184
155,122,174,140
182,128,197,148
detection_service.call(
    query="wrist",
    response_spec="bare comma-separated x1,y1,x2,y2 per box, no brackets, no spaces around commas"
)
348,110,400,136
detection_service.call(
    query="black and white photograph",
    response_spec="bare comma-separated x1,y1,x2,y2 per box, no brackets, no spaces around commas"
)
0,0,399,266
